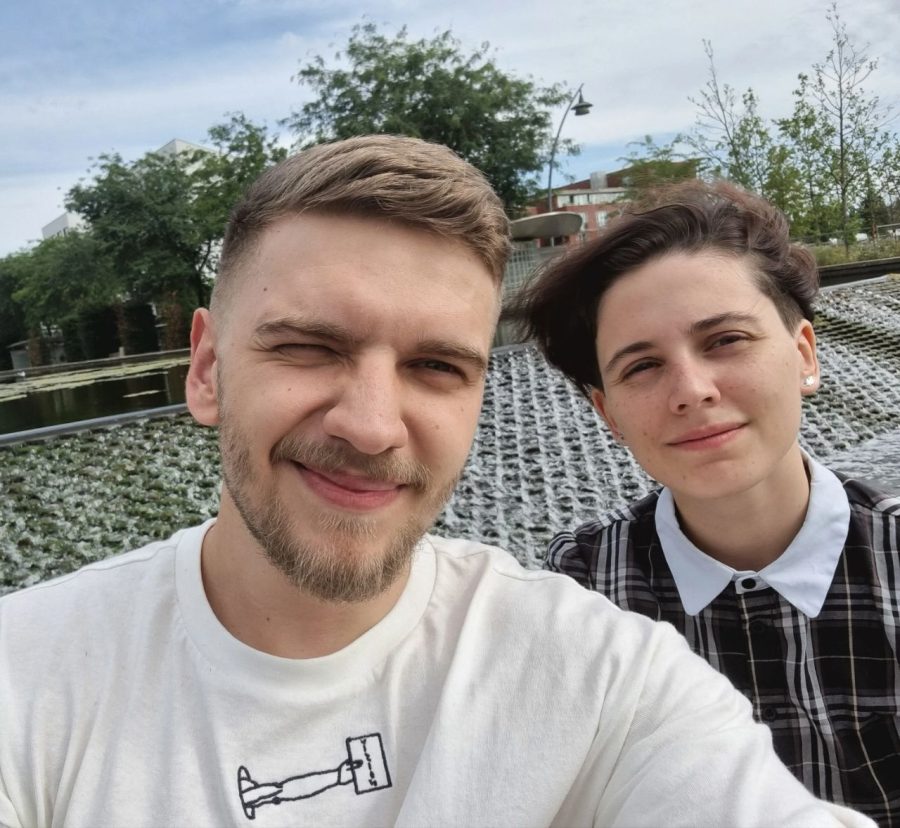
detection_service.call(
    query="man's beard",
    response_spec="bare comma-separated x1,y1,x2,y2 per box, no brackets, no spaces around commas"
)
218,417,460,603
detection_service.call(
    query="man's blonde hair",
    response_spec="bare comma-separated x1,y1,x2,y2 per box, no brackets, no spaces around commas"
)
211,135,510,312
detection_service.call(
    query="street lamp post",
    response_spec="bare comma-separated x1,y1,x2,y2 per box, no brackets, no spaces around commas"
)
546,84,593,213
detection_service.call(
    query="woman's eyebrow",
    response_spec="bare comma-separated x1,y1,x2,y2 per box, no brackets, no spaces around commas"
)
690,311,759,334
603,340,655,375
603,312,762,375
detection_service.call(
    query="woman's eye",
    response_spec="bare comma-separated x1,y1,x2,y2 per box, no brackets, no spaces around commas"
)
418,360,460,375
710,333,746,349
622,361,656,379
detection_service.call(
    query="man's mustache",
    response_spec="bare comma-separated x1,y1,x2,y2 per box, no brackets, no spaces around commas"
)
271,435,432,491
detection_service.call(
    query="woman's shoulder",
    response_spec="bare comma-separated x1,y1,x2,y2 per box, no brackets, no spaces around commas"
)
830,469,900,517
554,489,662,545
545,489,662,581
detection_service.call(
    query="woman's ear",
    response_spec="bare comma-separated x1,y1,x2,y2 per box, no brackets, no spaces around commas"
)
590,387,623,442
796,319,819,395
185,309,220,426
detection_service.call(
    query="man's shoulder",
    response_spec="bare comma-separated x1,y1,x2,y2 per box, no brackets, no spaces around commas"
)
0,523,204,640
425,532,605,589
422,532,661,640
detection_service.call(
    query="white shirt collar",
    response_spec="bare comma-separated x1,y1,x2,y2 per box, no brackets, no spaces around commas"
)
654,454,851,618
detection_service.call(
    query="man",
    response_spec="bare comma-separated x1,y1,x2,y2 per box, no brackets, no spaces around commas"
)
0,137,874,827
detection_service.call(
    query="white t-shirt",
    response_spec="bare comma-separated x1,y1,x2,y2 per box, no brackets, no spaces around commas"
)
0,522,873,828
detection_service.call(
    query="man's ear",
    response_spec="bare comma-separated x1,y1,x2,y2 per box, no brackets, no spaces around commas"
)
796,319,819,396
185,309,220,426
589,387,622,442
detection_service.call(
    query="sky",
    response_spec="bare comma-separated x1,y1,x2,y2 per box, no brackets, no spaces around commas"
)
2,0,898,256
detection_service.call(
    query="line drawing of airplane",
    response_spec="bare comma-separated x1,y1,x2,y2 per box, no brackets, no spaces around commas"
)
237,732,393,820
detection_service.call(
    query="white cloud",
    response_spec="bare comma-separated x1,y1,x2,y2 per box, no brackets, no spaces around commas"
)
0,172,81,256
2,0,899,256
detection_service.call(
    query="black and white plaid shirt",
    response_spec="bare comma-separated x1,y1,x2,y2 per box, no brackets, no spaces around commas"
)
546,465,900,826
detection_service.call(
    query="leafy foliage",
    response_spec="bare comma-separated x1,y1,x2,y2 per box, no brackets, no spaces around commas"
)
0,255,28,369
796,4,893,248
67,150,211,309
284,23,570,214
66,114,286,313
684,41,774,192
4,115,285,360
618,136,700,199
10,232,119,332
680,7,897,247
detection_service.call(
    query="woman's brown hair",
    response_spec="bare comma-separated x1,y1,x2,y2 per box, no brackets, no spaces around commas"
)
506,180,819,397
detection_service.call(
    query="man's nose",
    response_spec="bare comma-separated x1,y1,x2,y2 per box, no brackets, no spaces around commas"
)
322,362,409,455
667,358,721,414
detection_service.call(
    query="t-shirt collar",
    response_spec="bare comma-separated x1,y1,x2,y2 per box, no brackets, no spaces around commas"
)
655,454,851,618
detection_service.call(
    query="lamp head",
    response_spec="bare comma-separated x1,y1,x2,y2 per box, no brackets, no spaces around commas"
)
573,91,592,116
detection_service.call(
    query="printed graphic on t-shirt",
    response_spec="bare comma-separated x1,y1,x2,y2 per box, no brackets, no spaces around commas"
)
237,732,392,820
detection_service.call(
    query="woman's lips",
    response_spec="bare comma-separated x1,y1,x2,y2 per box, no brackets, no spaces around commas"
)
293,463,404,510
668,423,746,450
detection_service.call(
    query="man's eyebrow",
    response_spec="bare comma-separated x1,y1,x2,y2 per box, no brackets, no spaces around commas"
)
253,317,362,348
252,320,488,374
416,339,489,376
602,312,761,376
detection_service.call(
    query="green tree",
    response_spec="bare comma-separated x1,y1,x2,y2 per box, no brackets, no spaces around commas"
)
760,143,809,236
67,150,209,310
284,23,570,214
617,136,699,199
10,232,119,334
881,138,900,225
792,3,892,249
685,41,781,195
777,82,837,241
66,114,285,314
682,40,817,230
188,112,288,255
0,253,28,369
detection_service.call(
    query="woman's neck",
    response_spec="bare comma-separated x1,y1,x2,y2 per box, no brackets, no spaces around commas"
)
672,446,812,572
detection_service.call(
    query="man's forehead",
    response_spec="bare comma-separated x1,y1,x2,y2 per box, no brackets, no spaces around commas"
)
212,212,501,349
255,211,499,281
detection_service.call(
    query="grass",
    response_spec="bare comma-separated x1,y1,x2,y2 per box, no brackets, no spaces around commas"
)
808,238,900,267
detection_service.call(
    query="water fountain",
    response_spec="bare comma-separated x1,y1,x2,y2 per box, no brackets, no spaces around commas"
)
1,277,899,591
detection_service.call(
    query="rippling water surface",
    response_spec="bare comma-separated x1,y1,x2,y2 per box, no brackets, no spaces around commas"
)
822,428,900,490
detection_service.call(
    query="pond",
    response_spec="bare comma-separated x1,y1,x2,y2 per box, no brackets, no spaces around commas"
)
0,360,189,436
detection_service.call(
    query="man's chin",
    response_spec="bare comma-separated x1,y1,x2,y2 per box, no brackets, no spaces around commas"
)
259,517,423,604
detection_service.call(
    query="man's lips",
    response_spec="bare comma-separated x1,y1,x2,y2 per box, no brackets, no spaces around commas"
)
304,466,403,492
667,423,746,448
291,462,405,510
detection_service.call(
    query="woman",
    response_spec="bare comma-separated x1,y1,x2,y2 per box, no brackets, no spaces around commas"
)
510,180,900,824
